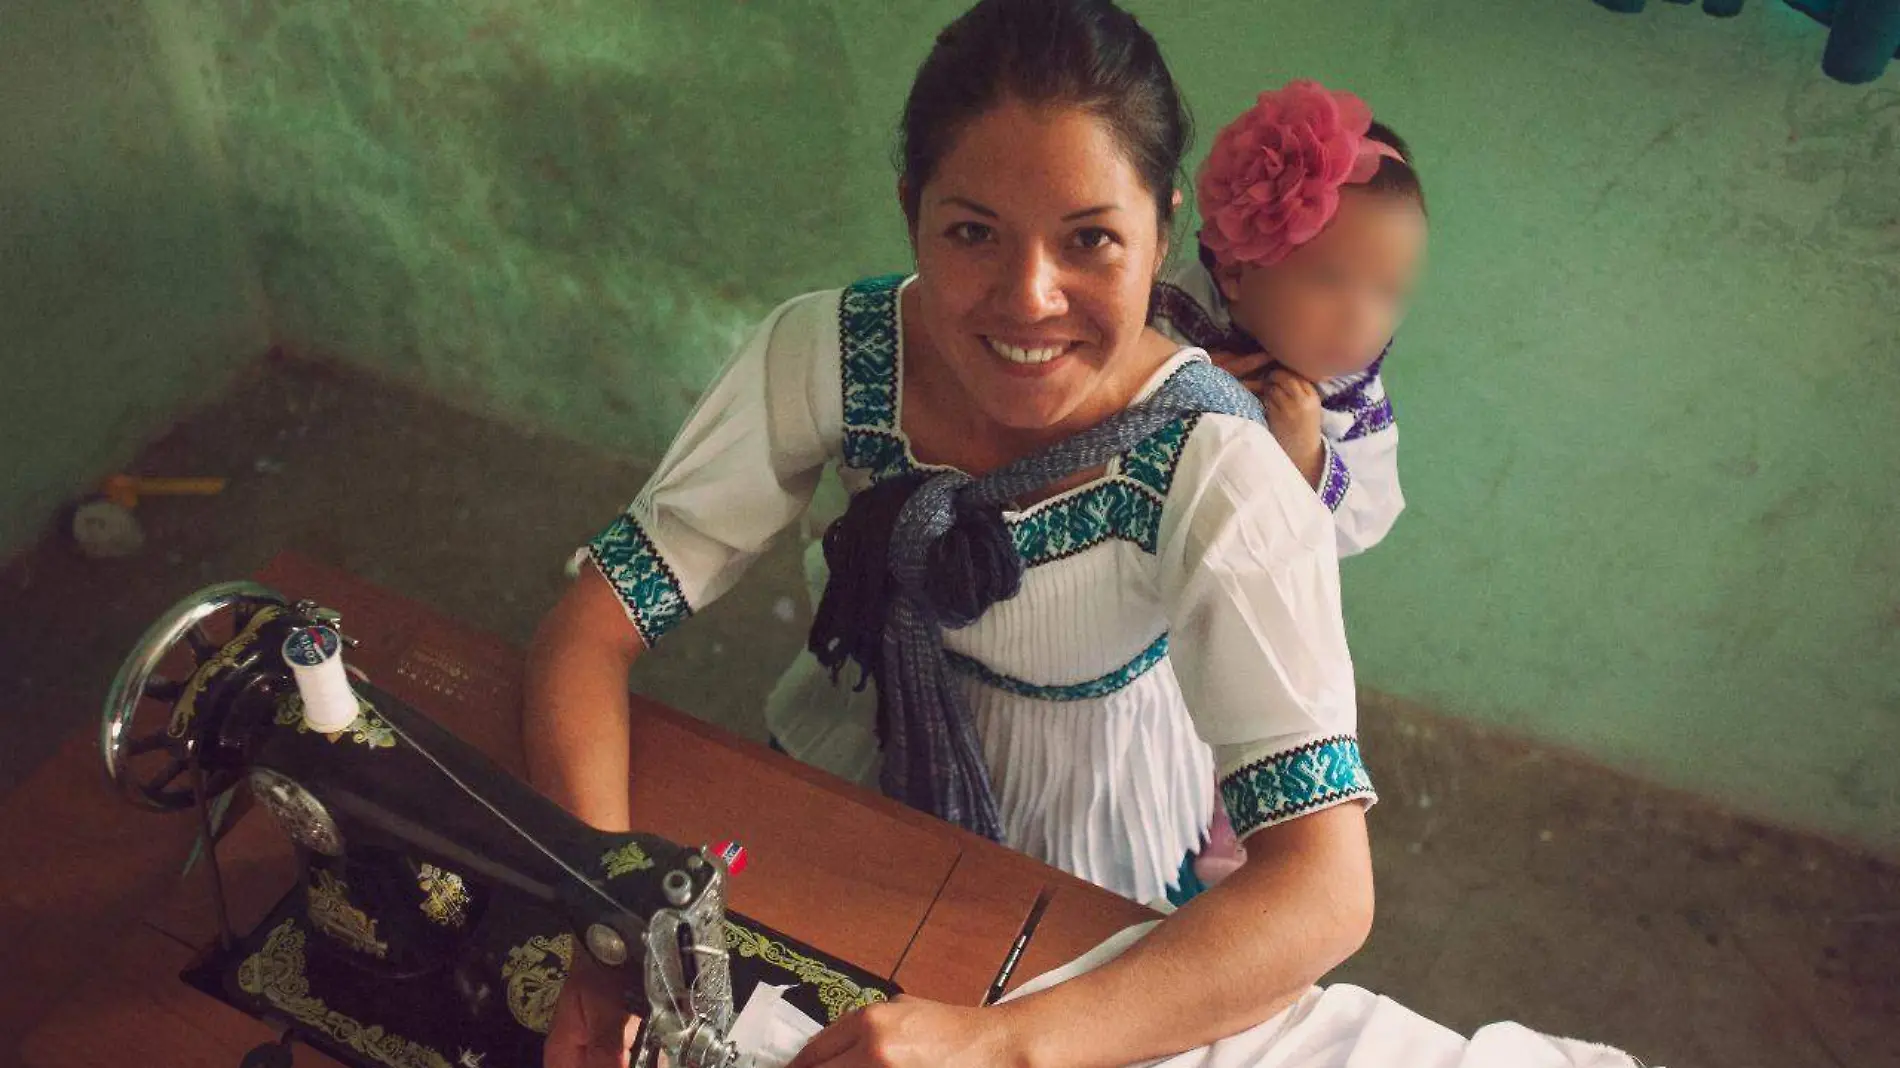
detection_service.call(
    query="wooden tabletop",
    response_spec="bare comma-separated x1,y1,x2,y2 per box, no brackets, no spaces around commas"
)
9,552,1153,1066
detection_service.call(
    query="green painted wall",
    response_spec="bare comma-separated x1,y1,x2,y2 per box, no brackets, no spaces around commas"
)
168,0,891,450
181,0,1898,852
0,0,267,559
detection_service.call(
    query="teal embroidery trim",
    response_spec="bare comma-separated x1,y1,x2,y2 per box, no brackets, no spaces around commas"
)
1119,414,1199,497
839,275,907,475
1004,406,1199,563
946,633,1170,702
1219,736,1376,839
588,514,691,646
832,275,1204,560
844,427,912,484
1010,480,1162,562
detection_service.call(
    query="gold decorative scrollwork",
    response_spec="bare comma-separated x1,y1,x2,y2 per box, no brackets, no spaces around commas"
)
306,868,389,960
599,842,655,879
722,922,889,1021
274,692,396,748
417,864,471,928
501,932,574,1035
168,606,287,738
238,918,453,1068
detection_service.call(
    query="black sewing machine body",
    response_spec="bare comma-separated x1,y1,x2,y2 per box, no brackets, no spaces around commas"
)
101,582,895,1068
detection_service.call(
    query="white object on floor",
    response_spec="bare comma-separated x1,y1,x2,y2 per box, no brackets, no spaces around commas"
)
728,982,824,1068
70,499,144,558
1002,923,1653,1068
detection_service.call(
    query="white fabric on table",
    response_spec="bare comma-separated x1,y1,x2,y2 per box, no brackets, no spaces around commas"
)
728,983,824,1068
1002,923,1651,1068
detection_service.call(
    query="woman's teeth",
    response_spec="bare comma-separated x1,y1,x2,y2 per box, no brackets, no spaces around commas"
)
987,338,1068,365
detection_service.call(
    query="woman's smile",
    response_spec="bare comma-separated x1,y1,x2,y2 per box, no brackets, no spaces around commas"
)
908,99,1170,435
983,336,1084,376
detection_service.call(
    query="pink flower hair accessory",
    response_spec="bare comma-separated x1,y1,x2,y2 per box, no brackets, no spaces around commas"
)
1195,80,1405,269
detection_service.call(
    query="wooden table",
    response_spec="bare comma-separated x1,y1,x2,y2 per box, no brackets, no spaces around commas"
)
9,553,1153,1066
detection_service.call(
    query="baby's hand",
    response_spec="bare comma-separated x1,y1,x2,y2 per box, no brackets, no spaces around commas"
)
1210,350,1274,393
1264,370,1325,489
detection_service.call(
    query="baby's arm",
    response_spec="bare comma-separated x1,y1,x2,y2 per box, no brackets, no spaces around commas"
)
1319,366,1405,557
1262,369,1327,488
1323,428,1403,556
1210,351,1325,487
1210,350,1406,556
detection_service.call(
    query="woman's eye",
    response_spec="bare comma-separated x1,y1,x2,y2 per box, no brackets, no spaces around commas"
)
1072,227,1119,251
947,222,994,245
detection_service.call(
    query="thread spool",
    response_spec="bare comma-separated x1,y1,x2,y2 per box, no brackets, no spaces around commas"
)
282,625,359,732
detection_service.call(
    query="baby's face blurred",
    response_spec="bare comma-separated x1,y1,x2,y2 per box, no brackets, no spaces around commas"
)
1216,189,1427,381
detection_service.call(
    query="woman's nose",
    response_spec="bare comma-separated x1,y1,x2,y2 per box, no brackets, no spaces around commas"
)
993,244,1068,321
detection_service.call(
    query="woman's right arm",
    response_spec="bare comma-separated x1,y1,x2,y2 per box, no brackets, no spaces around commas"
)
527,288,838,1068
524,564,647,831
522,289,838,831
528,565,653,1067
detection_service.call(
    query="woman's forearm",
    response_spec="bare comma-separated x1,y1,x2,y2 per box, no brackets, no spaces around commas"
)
999,803,1375,1068
523,568,646,832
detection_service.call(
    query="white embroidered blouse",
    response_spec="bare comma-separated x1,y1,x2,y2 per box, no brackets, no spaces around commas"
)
585,275,1375,903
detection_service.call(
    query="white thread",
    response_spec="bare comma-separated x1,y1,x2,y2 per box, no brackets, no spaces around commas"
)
283,627,359,732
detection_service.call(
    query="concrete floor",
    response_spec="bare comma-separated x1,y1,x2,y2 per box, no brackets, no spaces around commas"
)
2,357,1895,1068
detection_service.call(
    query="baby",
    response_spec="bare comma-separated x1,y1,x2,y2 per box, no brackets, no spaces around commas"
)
1155,79,1428,560
1157,81,1429,900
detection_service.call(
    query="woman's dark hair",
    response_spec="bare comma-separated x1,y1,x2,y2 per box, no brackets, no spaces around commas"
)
898,0,1191,229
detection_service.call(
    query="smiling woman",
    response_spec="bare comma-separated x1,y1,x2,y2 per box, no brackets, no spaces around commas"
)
523,2,1380,1066
898,99,1186,467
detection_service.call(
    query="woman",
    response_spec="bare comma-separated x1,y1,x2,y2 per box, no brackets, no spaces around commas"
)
525,2,1375,1065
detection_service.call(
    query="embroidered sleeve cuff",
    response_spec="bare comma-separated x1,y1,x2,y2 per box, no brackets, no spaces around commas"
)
586,513,693,647
1338,397,1395,442
1318,440,1352,512
1218,735,1376,839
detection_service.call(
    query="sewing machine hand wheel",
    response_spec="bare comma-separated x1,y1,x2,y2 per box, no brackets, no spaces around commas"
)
100,581,289,811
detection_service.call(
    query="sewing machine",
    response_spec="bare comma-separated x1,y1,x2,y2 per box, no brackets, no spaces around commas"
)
99,581,896,1068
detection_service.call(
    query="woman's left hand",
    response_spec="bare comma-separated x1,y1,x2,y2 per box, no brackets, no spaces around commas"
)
784,996,1024,1068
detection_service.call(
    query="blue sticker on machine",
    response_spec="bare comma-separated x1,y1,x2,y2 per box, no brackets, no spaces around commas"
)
282,625,341,667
